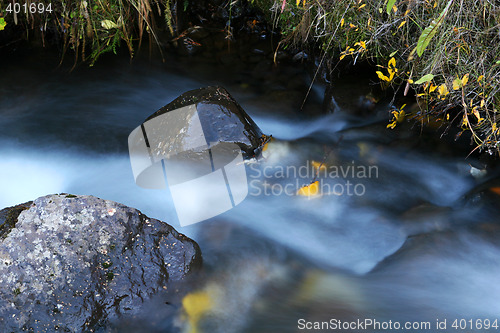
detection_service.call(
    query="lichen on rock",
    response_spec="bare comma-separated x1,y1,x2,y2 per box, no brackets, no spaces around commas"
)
0,194,202,332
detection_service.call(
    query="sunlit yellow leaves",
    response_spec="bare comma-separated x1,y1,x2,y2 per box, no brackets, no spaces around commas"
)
437,83,449,100
297,181,320,197
489,187,500,196
388,57,396,69
398,21,406,29
453,73,469,90
0,18,6,31
376,71,391,82
387,105,406,129
461,114,468,128
376,57,397,83
358,3,366,10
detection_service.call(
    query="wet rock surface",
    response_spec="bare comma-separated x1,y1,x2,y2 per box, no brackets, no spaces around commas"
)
145,86,269,157
0,194,201,332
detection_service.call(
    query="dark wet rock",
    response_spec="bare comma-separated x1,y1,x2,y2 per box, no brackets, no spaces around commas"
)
0,194,202,332
145,86,269,157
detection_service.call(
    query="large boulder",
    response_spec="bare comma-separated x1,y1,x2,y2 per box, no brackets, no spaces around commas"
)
0,194,201,332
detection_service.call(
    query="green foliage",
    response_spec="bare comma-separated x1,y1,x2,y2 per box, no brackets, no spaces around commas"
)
386,0,396,15
416,0,453,57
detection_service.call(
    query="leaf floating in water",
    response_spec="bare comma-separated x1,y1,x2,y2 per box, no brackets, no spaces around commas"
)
297,181,320,197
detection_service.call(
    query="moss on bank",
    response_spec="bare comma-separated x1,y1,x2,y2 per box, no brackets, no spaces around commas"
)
1,0,499,154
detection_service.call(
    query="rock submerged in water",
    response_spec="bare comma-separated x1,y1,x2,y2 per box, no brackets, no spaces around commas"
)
0,194,202,332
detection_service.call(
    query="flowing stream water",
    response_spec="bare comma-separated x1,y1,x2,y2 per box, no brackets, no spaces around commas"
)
1,41,500,332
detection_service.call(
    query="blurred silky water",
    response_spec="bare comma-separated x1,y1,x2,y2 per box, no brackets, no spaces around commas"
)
1,45,500,333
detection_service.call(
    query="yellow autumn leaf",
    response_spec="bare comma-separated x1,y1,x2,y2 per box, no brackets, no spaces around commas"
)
477,75,484,82
452,78,462,90
393,109,406,123
472,107,483,122
357,142,369,157
481,99,485,108
349,23,356,28
296,0,300,6
355,41,366,49
182,290,213,333
297,181,320,197
429,84,438,93
438,84,449,99
461,115,468,127
461,73,469,86
340,54,347,60
388,57,396,69
359,3,366,9
376,71,390,82
398,21,406,29
387,121,397,129
493,122,497,133
341,18,345,27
